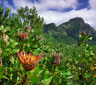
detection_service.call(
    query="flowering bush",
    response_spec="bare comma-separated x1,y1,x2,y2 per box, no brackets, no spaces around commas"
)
0,6,96,85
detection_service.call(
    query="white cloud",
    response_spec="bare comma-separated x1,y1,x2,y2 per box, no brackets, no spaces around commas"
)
3,0,34,13
12,0,33,9
89,0,96,9
34,0,78,11
6,0,78,12
39,8,96,29
3,1,16,13
3,0,96,29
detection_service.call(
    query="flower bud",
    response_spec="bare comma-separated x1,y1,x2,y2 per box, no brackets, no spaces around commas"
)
39,37,44,41
0,57,2,67
18,33,28,41
2,35,8,44
25,26,31,32
52,53,61,66
80,32,86,36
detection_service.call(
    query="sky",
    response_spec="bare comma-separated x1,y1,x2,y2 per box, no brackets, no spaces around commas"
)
0,0,96,29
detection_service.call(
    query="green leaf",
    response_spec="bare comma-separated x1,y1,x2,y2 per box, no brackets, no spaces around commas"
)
10,39,18,48
33,49,40,56
1,52,8,57
0,67,4,74
65,72,73,79
31,29,34,33
0,74,3,79
0,39,4,45
24,45,29,51
89,37,92,40
12,72,17,81
10,57,15,64
29,75,39,83
31,66,40,76
42,75,53,85
0,25,4,30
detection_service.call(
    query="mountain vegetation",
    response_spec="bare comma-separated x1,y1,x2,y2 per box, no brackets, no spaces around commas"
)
44,17,96,44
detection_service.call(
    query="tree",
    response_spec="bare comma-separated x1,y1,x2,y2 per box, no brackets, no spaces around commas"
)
0,6,10,25
17,6,44,34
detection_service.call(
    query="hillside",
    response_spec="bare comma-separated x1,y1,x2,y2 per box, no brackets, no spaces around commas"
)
44,17,96,44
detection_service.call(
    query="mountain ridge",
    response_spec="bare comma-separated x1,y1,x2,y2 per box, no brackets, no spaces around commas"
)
44,17,96,44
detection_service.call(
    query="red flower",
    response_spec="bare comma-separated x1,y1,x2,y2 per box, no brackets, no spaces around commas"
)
17,51,42,71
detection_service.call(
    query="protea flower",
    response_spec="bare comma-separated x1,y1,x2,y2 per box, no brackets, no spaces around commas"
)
18,33,28,41
17,51,42,71
52,53,61,66
80,31,86,36
1,35,8,44
25,26,31,32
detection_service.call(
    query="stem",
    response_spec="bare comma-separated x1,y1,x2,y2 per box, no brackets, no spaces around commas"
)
20,41,24,51
22,72,28,85
79,37,85,83
49,65,56,85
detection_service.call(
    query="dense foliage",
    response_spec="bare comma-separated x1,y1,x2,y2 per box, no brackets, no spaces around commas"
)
0,6,96,85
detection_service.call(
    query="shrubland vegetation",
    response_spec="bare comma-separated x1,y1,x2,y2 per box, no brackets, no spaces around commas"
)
0,6,96,85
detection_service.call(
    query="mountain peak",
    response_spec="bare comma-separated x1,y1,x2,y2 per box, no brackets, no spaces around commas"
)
69,17,84,23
